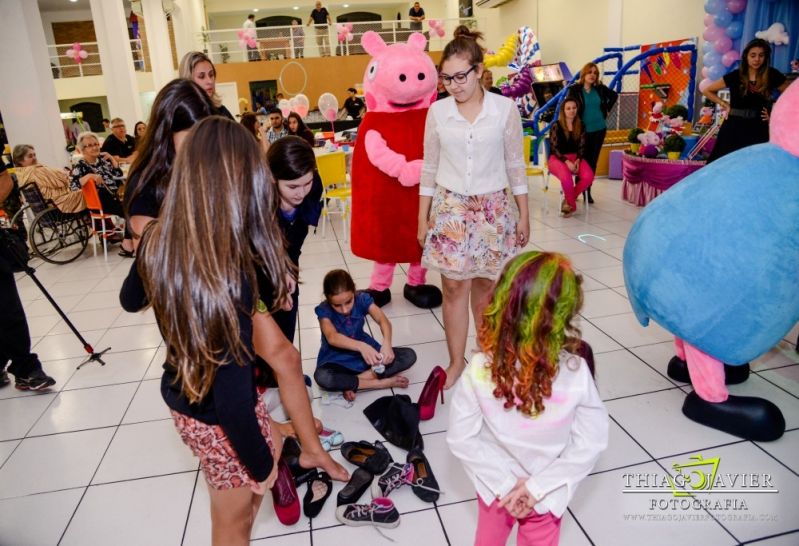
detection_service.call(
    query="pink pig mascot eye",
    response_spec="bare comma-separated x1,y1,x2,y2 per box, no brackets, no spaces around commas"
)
349,31,443,310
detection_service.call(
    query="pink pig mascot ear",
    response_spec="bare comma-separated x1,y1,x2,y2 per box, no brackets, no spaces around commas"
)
350,31,442,308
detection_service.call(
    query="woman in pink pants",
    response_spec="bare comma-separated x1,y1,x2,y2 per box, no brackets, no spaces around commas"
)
547,98,594,217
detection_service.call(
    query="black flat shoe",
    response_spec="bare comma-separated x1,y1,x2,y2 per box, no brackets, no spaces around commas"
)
337,467,373,506
281,437,317,485
407,448,441,503
303,471,332,519
365,288,391,308
340,440,392,475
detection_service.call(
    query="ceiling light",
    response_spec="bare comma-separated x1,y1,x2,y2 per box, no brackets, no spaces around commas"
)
253,8,259,11
69,0,78,3
293,6,299,10
343,3,349,6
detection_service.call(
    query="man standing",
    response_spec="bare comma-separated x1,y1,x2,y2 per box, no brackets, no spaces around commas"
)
243,13,260,62
409,2,425,31
100,118,137,165
307,1,331,57
481,69,503,95
265,108,288,144
342,88,365,119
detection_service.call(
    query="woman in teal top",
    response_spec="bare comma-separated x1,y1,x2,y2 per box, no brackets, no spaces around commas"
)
566,62,618,203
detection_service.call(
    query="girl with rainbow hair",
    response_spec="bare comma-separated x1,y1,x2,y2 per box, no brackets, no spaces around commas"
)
447,251,608,546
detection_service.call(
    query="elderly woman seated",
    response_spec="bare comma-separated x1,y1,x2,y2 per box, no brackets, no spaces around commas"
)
70,132,134,256
12,144,86,214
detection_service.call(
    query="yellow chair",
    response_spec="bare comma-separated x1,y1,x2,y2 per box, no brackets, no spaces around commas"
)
523,135,547,192
316,151,351,240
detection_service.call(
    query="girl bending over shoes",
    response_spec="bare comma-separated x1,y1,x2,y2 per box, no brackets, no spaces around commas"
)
314,269,416,402
447,251,608,546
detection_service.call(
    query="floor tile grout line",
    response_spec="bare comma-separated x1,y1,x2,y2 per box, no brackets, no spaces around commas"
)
0,483,88,502
431,502,452,545
180,470,201,546
56,485,90,546
601,385,685,404
566,506,596,546
750,371,799,402
739,528,799,545
749,441,799,480
89,468,199,488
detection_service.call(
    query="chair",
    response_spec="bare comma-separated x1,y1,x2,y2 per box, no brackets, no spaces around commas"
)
80,179,123,260
18,183,90,264
537,136,591,218
316,151,351,240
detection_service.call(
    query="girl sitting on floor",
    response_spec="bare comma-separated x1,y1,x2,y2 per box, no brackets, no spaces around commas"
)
314,269,416,402
447,251,608,546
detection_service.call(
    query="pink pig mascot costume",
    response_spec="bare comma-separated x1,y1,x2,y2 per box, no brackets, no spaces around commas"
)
350,31,443,308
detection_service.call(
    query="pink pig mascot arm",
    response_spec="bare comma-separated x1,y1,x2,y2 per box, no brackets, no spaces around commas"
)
364,131,423,187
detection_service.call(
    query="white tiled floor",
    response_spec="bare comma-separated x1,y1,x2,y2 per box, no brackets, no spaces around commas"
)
2,178,798,545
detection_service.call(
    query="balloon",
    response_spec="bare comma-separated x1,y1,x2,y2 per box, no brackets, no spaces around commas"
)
725,20,743,40
317,92,339,122
713,36,732,53
702,40,714,54
703,25,722,42
65,42,88,64
278,99,291,118
704,0,723,15
699,78,714,92
721,49,740,67
292,94,310,118
484,33,517,68
726,0,746,14
428,19,446,38
702,66,709,78
708,64,726,80
703,50,721,66
714,10,732,28
704,13,715,26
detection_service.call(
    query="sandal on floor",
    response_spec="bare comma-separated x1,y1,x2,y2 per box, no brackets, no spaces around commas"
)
319,427,344,451
118,248,135,258
340,440,392,475
303,471,333,518
281,436,317,485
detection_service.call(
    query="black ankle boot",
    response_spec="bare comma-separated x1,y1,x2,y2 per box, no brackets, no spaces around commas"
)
366,288,391,307
682,391,785,441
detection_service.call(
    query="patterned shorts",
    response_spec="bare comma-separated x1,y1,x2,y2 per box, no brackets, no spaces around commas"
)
422,187,519,280
171,398,274,490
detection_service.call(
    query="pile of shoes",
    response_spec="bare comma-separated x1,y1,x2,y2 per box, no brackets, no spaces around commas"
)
278,437,334,523
335,440,441,537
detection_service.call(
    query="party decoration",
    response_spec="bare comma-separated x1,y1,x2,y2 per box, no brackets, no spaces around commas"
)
714,10,733,28
291,93,310,118
336,23,354,43
318,92,339,122
725,20,743,40
713,35,733,53
699,78,714,92
427,19,445,38
726,0,746,15
65,42,88,64
755,22,790,46
500,67,532,99
484,34,517,68
278,98,291,118
704,0,724,15
721,49,740,67
237,28,256,50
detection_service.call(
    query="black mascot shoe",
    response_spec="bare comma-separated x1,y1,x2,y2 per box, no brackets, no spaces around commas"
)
666,357,750,385
403,284,442,309
682,391,785,441
366,288,392,308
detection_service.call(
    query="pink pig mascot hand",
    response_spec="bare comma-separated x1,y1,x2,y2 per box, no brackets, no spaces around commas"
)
350,31,442,309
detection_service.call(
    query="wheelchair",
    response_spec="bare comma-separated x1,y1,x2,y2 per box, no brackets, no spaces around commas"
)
13,183,90,264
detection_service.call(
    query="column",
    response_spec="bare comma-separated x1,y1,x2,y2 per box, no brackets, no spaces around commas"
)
141,0,175,90
171,0,206,62
90,0,142,126
0,0,69,167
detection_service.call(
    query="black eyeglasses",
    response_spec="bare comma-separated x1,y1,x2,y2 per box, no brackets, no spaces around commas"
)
439,65,477,86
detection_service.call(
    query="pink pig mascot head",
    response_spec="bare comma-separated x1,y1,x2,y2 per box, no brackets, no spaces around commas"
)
361,31,438,113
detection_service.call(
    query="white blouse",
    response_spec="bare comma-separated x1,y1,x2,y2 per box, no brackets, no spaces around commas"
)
447,351,608,518
420,92,528,197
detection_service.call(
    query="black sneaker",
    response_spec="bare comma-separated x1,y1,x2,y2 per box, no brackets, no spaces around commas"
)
335,497,400,531
371,462,414,498
15,369,56,391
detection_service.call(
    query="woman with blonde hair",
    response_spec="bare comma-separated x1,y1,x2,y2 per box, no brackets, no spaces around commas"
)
565,62,617,203
178,51,235,119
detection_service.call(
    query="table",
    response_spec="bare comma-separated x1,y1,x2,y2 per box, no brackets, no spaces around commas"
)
621,154,705,206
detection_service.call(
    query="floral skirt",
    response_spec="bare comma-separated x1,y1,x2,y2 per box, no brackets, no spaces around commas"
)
422,187,518,280
171,398,273,490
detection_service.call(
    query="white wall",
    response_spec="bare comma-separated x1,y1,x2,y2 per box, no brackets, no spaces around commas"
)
621,0,703,47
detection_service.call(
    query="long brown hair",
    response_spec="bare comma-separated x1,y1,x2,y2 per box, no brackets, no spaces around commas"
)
557,97,584,138
739,38,772,98
240,112,261,140
138,117,292,403
478,252,584,417
577,62,600,88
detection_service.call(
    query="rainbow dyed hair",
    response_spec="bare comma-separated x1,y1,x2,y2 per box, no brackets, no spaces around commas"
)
477,251,583,417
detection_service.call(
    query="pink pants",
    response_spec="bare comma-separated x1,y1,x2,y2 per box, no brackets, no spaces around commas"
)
547,153,594,208
475,498,561,546
674,337,728,403
369,261,427,291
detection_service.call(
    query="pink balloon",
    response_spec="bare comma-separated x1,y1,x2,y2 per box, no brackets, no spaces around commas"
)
295,105,309,118
703,25,722,41
721,49,740,67
699,78,714,92
704,13,715,26
714,36,732,53
702,66,709,78
324,108,337,122
726,0,746,14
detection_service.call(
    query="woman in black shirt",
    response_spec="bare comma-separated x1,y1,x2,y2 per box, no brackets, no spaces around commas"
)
286,112,316,146
703,38,790,162
547,97,594,217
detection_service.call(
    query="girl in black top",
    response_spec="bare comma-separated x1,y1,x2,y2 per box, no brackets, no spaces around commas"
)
286,112,316,146
547,97,595,216
703,38,790,162
120,118,294,542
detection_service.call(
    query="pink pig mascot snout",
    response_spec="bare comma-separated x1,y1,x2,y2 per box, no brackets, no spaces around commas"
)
350,31,443,308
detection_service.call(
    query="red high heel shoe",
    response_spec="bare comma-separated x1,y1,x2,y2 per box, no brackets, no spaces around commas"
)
418,366,446,421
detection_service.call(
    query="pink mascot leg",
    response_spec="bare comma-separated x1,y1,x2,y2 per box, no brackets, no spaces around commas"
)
680,339,728,403
406,262,427,286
